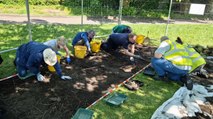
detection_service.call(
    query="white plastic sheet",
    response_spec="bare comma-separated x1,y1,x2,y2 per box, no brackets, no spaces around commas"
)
151,84,213,119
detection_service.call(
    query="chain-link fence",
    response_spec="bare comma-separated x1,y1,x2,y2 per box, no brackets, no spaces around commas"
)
0,0,212,79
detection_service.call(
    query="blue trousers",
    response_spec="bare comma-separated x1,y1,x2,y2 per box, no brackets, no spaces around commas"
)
151,58,189,81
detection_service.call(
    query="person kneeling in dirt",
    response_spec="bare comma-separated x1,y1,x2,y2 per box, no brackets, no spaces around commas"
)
101,33,142,61
44,36,71,63
112,24,132,33
72,30,95,55
15,41,71,82
151,36,193,90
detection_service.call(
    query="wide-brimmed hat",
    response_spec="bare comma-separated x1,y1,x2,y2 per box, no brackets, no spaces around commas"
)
43,48,57,66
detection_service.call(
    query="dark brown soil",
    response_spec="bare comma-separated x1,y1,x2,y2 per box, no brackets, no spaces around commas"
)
0,50,148,119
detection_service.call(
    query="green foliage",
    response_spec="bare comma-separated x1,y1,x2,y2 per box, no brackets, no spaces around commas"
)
1,0,60,5
122,7,137,16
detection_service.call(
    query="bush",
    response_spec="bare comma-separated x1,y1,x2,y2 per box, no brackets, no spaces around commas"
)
1,0,60,5
122,7,137,16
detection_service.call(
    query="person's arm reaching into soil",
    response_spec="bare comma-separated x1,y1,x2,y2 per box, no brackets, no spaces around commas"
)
81,33,91,52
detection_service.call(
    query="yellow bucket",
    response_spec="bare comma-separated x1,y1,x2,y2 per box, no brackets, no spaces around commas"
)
48,55,61,72
90,41,101,53
136,35,145,44
74,46,87,59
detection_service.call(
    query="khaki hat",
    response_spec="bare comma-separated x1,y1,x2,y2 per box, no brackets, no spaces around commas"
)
160,36,169,42
57,36,67,46
43,48,57,66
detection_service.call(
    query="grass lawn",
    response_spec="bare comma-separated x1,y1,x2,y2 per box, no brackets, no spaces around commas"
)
0,23,212,118
90,75,180,119
0,4,72,16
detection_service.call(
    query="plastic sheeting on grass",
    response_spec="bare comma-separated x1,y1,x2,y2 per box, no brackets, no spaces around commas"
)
151,84,213,119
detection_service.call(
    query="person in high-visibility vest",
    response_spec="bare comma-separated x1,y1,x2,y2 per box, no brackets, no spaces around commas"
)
151,36,193,90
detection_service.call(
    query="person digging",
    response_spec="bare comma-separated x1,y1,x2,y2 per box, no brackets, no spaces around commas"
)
15,41,71,82
44,36,71,64
72,30,95,56
151,36,193,90
101,33,143,62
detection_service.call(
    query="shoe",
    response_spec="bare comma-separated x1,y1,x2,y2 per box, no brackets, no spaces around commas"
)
181,75,193,90
186,79,193,90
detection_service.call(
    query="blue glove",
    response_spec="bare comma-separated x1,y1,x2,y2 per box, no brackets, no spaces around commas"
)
66,57,71,63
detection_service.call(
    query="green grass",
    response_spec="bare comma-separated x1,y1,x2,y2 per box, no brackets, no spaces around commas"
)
90,75,180,119
0,4,72,16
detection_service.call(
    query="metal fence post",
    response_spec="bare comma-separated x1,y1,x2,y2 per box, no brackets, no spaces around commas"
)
81,0,84,30
165,0,173,36
26,0,32,41
118,0,123,25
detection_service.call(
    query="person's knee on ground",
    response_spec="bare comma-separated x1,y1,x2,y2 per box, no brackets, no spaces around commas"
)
151,58,166,77
101,42,110,52
17,68,27,77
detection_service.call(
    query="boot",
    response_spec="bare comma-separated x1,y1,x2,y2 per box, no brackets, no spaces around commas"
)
181,75,193,90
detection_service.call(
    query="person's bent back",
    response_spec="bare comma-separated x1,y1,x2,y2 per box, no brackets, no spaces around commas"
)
112,25,132,33
72,30,95,53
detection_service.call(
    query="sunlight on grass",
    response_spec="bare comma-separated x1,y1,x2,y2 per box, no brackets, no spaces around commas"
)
90,74,180,119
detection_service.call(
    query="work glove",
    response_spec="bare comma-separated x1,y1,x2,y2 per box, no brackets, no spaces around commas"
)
130,57,134,62
37,73,45,82
61,75,72,80
66,56,71,64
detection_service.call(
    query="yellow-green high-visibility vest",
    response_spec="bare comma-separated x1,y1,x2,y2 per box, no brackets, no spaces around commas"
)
185,45,206,72
164,40,192,66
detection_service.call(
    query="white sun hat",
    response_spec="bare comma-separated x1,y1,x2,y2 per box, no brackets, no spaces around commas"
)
43,48,57,66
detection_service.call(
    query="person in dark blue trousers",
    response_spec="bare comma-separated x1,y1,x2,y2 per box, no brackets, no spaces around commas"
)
72,30,95,53
101,33,142,60
151,36,193,90
15,41,71,82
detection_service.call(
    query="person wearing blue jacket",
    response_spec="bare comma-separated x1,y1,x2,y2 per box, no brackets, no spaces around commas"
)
72,30,95,53
101,33,142,60
15,41,71,82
